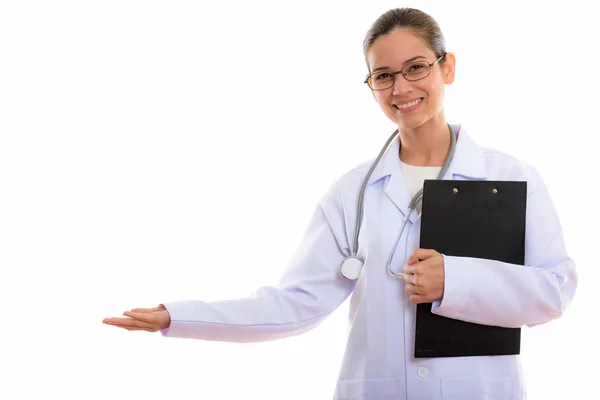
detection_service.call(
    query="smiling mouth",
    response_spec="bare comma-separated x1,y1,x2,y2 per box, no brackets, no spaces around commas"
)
394,98,423,110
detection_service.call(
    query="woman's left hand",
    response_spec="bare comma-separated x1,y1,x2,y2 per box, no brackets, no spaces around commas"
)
403,249,445,304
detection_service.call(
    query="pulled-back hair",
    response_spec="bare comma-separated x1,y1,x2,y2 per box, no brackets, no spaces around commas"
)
363,8,446,62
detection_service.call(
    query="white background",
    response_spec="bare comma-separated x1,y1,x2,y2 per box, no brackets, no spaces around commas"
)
1,1,597,399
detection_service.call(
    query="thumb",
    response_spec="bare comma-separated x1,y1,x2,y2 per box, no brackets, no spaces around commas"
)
406,253,419,265
129,307,159,314
410,248,438,263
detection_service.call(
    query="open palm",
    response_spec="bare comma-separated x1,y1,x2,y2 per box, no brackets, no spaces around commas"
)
103,304,171,332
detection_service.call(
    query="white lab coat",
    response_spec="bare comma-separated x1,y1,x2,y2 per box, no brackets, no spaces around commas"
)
161,125,577,400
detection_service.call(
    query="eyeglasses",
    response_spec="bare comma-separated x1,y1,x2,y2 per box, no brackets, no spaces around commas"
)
364,53,446,91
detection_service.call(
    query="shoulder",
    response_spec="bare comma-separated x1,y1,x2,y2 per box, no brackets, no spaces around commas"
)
482,146,528,174
455,125,548,194
479,145,547,195
321,158,370,199
333,159,374,193
317,158,374,221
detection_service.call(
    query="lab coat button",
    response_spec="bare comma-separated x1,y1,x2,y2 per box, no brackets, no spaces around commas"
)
417,367,428,378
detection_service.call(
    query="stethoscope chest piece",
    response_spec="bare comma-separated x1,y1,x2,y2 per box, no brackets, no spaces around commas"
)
341,256,363,280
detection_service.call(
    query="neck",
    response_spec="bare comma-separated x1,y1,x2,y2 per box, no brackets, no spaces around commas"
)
398,117,452,167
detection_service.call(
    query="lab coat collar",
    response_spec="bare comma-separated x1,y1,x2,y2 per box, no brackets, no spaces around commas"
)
442,124,488,180
366,124,488,221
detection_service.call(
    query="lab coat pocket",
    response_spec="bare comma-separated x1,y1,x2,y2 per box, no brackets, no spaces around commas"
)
441,377,517,400
336,378,401,400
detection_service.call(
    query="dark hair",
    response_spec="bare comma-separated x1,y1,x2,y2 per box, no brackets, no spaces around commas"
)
363,8,446,64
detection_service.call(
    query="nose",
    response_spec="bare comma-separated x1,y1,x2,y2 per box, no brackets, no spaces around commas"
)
392,73,412,96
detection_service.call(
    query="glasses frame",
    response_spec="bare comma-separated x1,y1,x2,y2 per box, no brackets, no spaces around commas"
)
364,53,447,91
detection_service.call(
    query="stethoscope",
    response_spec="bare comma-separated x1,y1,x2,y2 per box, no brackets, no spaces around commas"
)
340,124,457,281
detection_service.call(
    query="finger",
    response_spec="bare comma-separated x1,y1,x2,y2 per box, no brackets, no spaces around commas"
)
410,291,438,304
129,308,156,314
129,307,164,315
409,294,425,304
109,321,158,332
104,317,154,329
403,273,416,285
406,252,420,265
137,305,166,313
122,326,155,332
123,311,155,323
405,284,419,295
111,324,157,332
403,263,415,274
126,303,165,313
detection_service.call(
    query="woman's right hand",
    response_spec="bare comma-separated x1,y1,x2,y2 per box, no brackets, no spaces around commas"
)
103,304,171,332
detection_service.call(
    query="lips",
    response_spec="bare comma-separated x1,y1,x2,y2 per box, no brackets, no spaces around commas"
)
394,98,423,110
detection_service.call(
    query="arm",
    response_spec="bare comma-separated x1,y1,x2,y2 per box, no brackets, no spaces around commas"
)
431,166,577,328
160,183,356,342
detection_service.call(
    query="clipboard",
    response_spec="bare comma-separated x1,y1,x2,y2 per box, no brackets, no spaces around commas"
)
415,179,527,358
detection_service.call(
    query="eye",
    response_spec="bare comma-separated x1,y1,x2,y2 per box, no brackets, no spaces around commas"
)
374,72,393,81
408,63,425,72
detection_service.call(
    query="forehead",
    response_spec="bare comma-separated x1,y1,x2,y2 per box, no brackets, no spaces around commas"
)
366,29,433,70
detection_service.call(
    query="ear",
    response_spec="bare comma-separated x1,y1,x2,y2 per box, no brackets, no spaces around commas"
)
442,52,456,84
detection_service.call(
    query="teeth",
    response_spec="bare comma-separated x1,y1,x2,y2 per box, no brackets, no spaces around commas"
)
396,98,422,109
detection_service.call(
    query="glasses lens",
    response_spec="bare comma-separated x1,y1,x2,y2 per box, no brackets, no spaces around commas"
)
403,62,431,81
369,71,395,90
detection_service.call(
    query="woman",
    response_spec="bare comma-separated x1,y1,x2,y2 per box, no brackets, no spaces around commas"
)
103,8,577,399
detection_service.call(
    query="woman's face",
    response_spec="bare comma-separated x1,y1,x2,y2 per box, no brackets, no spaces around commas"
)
365,29,455,130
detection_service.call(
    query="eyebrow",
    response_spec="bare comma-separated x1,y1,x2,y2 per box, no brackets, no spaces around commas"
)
371,55,427,73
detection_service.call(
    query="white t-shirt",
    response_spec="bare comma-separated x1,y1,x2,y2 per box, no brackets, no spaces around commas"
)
400,160,442,214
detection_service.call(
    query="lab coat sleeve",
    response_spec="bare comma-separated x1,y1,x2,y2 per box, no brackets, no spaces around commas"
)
430,166,577,328
159,182,355,342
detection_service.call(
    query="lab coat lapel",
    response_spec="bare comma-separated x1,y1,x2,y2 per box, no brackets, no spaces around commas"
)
366,125,488,223
366,136,415,221
384,167,415,222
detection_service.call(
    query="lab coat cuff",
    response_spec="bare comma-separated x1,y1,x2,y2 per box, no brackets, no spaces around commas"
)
158,301,188,338
158,301,237,340
430,255,471,319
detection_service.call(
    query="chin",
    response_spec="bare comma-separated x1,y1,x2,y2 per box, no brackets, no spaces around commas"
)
391,113,430,131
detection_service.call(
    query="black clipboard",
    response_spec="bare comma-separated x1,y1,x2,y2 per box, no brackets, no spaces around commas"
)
415,180,527,358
